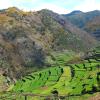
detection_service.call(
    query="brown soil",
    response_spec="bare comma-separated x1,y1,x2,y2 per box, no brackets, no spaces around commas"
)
88,93,100,100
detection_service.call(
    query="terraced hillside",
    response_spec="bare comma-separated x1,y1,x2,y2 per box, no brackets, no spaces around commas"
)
0,47,99,100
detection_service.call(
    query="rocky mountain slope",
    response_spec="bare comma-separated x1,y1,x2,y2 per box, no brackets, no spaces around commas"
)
84,16,100,40
64,10,100,40
0,7,97,79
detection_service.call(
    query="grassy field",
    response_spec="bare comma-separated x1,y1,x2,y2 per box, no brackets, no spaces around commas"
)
0,47,100,100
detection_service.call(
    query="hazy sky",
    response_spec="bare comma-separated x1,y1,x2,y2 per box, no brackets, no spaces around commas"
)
0,0,100,14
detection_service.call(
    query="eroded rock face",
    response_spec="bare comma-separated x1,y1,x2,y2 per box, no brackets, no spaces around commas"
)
16,37,45,67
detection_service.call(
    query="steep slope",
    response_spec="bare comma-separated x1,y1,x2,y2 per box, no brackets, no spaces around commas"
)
0,7,97,79
84,16,100,40
38,9,97,51
64,10,100,28
64,10,100,40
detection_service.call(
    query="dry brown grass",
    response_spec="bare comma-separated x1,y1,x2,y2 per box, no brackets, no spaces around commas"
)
88,93,100,100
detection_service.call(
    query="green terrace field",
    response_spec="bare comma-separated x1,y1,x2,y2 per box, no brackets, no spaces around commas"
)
0,47,100,100
45,50,76,66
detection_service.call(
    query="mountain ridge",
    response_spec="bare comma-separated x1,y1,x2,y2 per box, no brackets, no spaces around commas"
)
64,10,100,40
0,7,98,79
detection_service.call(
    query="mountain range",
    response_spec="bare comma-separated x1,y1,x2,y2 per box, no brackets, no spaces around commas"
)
0,7,99,79
64,10,100,40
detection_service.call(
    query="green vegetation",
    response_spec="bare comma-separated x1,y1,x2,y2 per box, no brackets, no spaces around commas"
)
0,7,97,82
0,75,7,92
45,50,76,66
0,7,99,100
0,47,99,100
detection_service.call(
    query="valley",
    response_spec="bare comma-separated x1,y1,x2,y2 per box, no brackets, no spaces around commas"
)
0,7,100,100
0,46,100,100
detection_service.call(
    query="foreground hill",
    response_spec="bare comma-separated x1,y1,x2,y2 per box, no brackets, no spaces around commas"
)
1,46,100,100
0,7,97,79
64,10,100,40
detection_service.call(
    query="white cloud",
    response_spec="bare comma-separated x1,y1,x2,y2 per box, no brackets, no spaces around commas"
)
0,0,12,9
0,0,99,13
0,0,70,13
74,0,100,12
0,0,38,11
34,3,69,14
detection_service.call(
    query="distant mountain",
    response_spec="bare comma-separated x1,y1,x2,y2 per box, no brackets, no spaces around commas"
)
64,10,100,28
67,10,83,16
63,10,100,40
0,7,97,78
84,16,100,40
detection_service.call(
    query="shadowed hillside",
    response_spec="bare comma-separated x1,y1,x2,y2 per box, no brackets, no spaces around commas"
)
84,16,100,40
64,10,100,40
